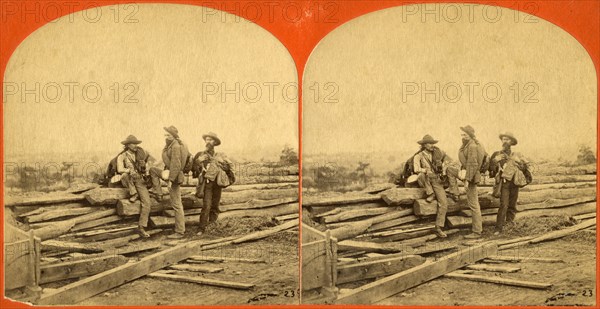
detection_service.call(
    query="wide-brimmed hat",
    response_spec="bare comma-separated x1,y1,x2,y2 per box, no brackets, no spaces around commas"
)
499,132,518,145
202,132,221,146
417,134,438,145
163,126,179,139
460,125,476,138
121,135,142,145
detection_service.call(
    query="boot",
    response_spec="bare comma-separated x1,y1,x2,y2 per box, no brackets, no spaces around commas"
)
425,194,435,203
137,226,150,238
464,233,482,239
433,226,447,238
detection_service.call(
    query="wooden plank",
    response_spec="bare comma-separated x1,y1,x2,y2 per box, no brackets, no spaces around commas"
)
68,243,162,259
41,240,105,253
37,223,283,304
117,199,164,216
335,242,498,304
302,223,329,244
168,264,224,273
302,240,334,290
515,187,597,205
220,197,298,212
70,215,123,232
329,208,413,230
516,197,596,211
530,218,596,244
85,188,130,205
499,218,597,250
361,183,395,194
485,255,564,263
303,194,382,207
414,195,495,216
363,225,435,238
449,203,597,228
60,226,137,238
497,236,535,246
444,272,552,289
329,221,372,241
232,219,298,244
4,193,85,207
337,255,425,284
337,240,407,253
33,209,117,240
380,188,426,206
323,207,393,223
367,215,419,233
314,208,344,218
146,272,254,290
573,212,596,220
163,208,203,217
466,264,521,273
151,203,298,227
40,255,128,284
187,255,266,264
65,183,101,194
532,174,596,184
223,182,297,192
17,203,88,218
273,213,299,224
521,181,596,191
27,207,96,223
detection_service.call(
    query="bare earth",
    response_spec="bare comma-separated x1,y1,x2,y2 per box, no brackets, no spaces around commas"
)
375,233,596,306
77,236,299,306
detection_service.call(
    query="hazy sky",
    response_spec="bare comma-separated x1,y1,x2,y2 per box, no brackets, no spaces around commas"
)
4,4,298,160
303,5,597,159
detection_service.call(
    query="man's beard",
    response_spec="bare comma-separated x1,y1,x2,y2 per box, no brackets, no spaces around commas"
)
206,143,214,151
461,138,470,146
502,142,512,151
165,138,172,146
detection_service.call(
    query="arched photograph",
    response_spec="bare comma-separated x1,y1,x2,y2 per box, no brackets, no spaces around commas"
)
3,3,299,305
301,4,596,305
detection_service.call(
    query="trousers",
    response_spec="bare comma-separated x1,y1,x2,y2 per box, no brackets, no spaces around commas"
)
121,173,152,227
199,180,222,231
169,183,185,234
417,173,448,227
465,181,483,234
496,179,519,230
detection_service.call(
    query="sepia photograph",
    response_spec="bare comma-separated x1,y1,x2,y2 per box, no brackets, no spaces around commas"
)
3,3,299,305
301,4,597,305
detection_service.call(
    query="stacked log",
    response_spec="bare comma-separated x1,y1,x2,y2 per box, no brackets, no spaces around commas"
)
302,166,596,297
6,175,299,293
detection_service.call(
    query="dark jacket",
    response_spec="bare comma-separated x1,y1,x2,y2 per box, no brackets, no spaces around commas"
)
192,150,232,182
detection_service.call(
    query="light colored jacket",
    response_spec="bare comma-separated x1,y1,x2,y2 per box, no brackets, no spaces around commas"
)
162,139,189,184
458,139,486,184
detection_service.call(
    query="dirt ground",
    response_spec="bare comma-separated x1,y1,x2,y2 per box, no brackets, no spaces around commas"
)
77,234,299,306
4,216,299,306
337,217,597,306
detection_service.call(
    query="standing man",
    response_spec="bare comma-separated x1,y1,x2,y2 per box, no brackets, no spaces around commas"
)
489,132,529,235
457,125,486,239
162,126,190,239
193,132,234,236
117,135,152,238
413,134,457,238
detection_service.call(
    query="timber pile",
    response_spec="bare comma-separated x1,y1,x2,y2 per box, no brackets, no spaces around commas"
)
5,174,299,304
302,166,596,304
